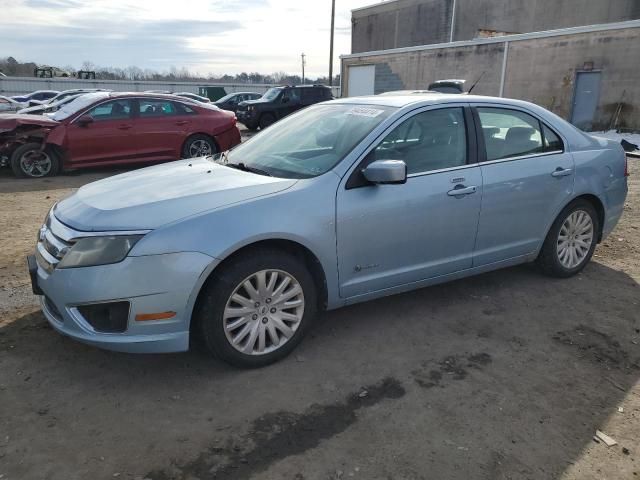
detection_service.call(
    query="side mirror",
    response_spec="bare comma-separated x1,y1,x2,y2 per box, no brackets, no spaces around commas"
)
282,97,289,104
362,160,407,185
77,114,93,126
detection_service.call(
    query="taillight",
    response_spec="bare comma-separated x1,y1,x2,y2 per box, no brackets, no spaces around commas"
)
624,156,630,177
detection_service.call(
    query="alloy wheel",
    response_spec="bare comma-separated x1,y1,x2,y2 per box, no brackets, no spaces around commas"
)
188,139,212,157
223,269,305,355
556,209,594,269
20,149,52,177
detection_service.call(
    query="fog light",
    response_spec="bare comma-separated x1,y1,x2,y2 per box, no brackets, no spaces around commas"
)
77,301,130,333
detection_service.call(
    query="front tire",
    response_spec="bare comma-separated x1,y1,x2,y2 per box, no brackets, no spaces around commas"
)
194,248,317,368
10,142,60,178
182,134,218,159
536,199,599,278
259,113,276,130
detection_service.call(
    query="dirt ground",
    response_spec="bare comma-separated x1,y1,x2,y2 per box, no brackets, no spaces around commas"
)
0,156,638,480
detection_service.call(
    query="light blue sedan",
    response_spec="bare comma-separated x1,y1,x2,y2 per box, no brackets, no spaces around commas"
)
29,94,629,367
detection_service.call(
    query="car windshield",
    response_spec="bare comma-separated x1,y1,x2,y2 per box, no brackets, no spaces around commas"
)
216,93,238,103
214,103,395,179
262,88,282,101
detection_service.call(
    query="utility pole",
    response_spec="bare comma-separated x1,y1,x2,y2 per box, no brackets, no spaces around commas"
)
301,53,306,84
329,0,336,86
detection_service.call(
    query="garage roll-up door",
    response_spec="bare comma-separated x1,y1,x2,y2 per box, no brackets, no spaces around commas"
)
347,65,375,97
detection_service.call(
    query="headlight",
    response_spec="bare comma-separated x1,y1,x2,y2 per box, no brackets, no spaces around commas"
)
57,235,143,269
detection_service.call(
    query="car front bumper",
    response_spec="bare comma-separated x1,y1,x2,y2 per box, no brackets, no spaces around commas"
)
236,110,257,125
31,251,216,353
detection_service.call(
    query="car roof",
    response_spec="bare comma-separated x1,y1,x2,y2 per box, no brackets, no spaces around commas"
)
332,93,594,151
331,93,538,109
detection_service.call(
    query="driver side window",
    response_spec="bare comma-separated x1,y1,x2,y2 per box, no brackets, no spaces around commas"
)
370,107,468,175
87,99,132,121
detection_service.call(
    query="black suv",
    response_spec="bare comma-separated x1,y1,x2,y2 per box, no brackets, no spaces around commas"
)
236,84,333,130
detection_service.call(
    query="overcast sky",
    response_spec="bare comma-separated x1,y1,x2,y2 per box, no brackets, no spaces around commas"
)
1,0,378,77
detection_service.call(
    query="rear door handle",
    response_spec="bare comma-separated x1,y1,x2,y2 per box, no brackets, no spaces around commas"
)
117,124,132,130
551,167,573,178
175,120,188,126
447,185,477,197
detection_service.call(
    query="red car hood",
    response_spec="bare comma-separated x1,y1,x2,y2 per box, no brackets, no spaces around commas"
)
0,114,59,133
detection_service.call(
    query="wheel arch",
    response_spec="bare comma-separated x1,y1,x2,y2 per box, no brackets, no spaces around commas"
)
536,193,607,258
571,193,605,243
189,238,329,335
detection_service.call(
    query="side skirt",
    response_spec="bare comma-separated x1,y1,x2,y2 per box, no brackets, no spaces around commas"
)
338,253,536,308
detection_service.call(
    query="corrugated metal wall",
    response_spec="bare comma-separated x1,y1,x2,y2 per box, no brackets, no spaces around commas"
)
0,77,341,97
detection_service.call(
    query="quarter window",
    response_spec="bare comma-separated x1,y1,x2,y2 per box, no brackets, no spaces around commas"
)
477,108,545,161
369,107,468,175
543,124,563,151
87,99,132,121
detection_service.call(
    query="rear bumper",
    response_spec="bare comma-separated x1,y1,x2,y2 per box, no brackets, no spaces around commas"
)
215,124,242,150
34,251,216,353
602,178,628,240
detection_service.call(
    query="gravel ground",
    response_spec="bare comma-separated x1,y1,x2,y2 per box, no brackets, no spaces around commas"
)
0,150,638,480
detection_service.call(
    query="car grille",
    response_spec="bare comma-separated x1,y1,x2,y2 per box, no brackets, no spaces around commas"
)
36,212,76,273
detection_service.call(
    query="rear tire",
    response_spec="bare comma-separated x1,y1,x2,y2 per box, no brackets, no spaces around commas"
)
10,142,60,178
182,134,218,159
194,248,317,368
259,113,276,130
536,199,599,278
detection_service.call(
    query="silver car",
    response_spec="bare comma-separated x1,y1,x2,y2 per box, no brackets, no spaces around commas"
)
29,94,628,367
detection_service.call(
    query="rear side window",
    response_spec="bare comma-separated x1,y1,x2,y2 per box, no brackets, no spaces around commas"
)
88,99,132,121
477,108,544,161
175,102,196,115
139,100,177,116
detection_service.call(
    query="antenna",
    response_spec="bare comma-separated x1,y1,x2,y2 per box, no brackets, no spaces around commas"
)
467,71,485,94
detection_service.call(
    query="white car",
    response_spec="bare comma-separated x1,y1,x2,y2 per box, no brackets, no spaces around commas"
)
28,89,111,107
17,94,85,116
0,96,25,113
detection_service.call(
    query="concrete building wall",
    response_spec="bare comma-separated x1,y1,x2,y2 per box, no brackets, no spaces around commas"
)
504,29,640,129
352,0,454,53
454,0,640,42
352,0,640,53
342,25,640,130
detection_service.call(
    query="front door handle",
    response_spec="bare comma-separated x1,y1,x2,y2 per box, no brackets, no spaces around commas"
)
175,120,188,126
117,124,132,130
447,185,477,197
551,167,573,178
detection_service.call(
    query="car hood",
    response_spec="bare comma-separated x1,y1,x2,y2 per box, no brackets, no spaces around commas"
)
54,158,298,231
0,114,59,132
238,98,270,107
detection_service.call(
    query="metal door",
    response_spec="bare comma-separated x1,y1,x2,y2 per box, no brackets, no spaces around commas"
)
347,65,375,97
571,72,601,130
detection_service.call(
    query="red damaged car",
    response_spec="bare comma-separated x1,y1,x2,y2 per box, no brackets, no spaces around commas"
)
0,92,241,178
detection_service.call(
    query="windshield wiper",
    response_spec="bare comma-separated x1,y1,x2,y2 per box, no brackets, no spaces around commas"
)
226,162,272,177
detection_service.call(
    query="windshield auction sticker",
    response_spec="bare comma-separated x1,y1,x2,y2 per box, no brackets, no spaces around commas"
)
345,107,385,118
